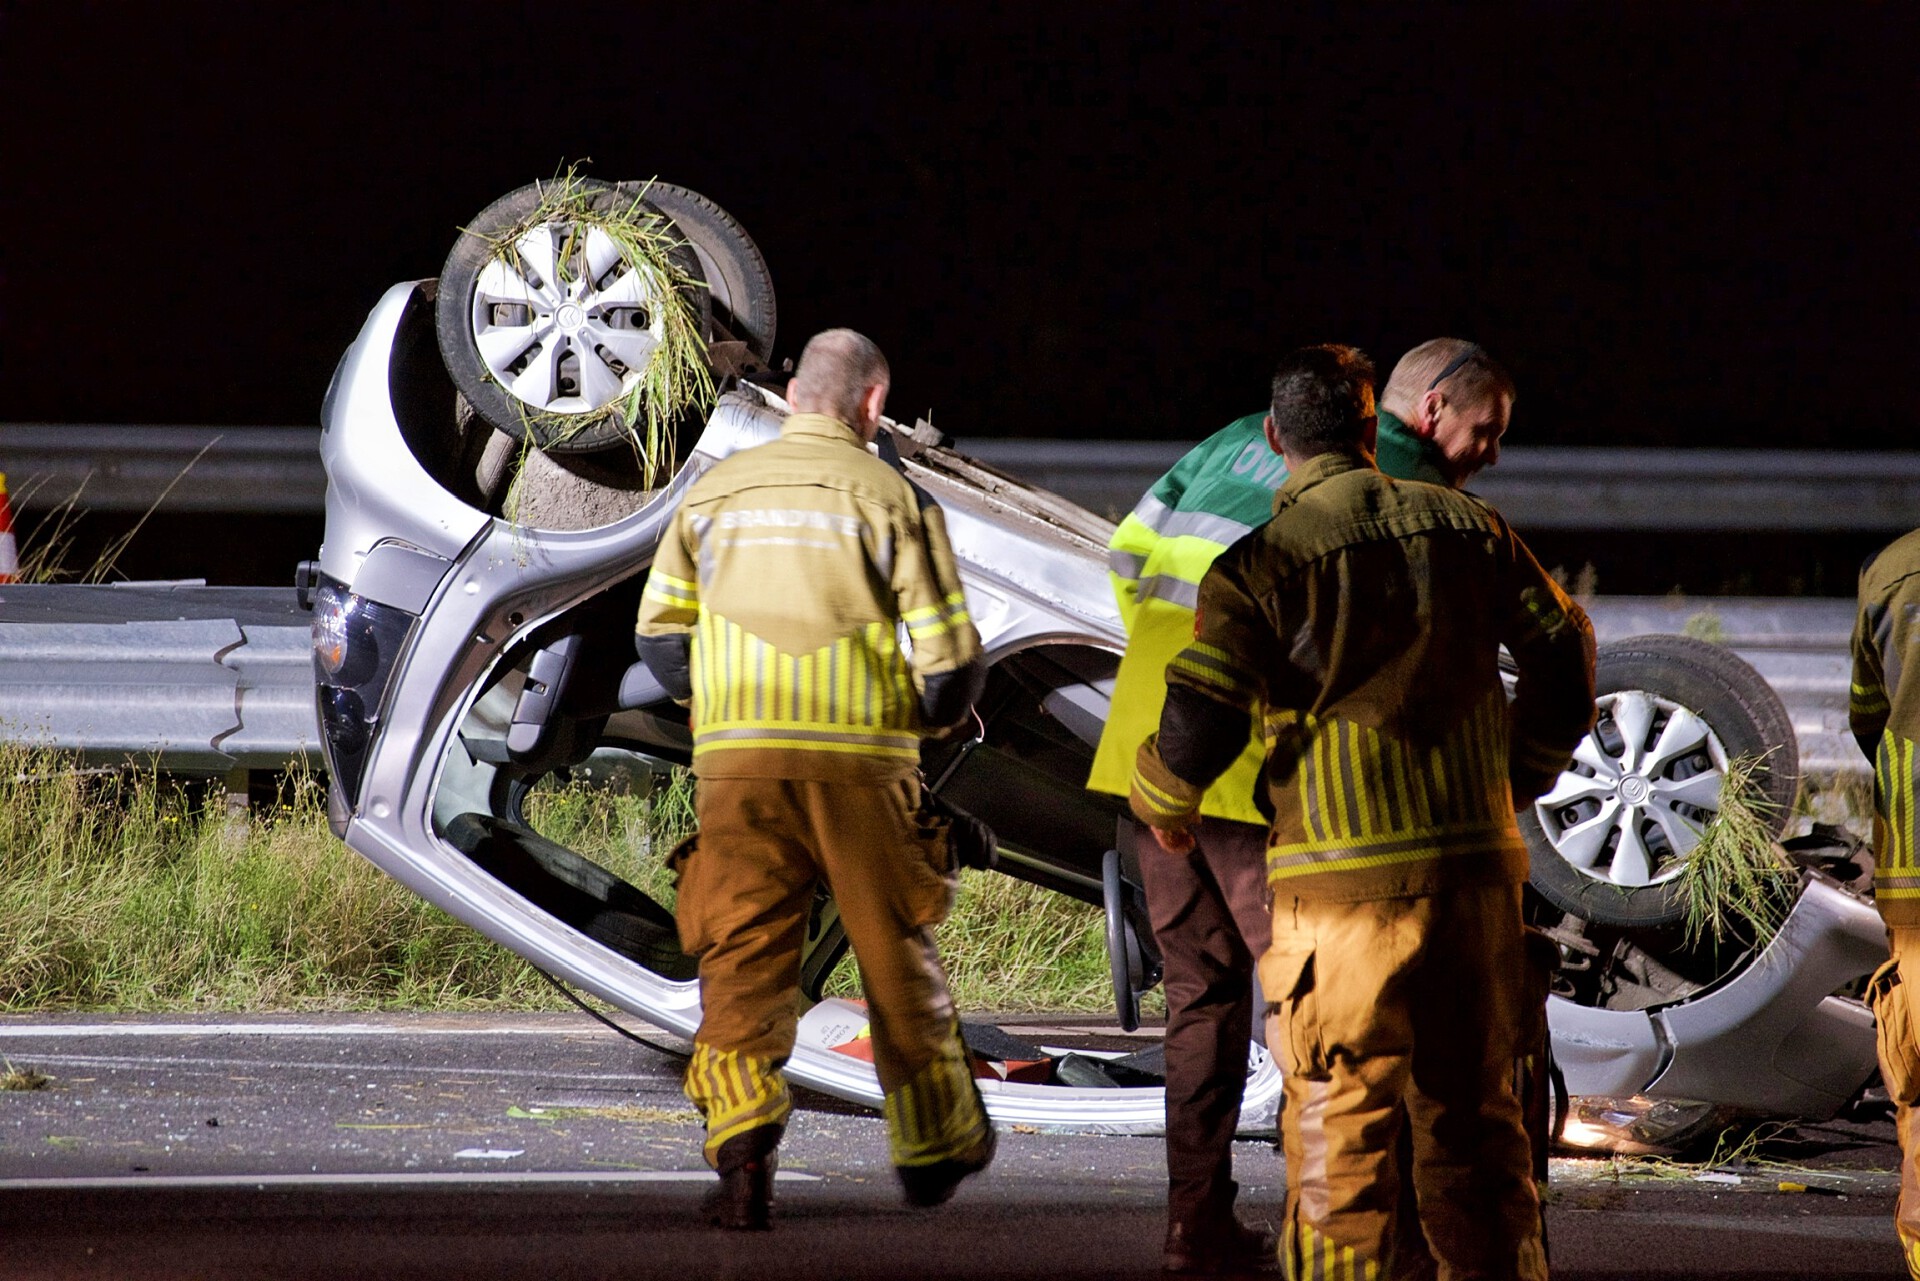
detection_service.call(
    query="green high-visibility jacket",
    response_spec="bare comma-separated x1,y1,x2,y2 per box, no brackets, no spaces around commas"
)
1086,410,1447,823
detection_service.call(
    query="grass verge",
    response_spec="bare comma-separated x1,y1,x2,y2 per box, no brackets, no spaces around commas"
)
0,748,1121,1016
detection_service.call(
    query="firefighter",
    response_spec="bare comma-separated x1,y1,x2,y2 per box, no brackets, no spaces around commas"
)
1086,338,1517,1275
1852,529,1920,1276
635,328,995,1229
1130,344,1593,1279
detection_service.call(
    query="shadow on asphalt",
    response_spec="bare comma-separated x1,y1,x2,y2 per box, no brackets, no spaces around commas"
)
1,1184,1907,1280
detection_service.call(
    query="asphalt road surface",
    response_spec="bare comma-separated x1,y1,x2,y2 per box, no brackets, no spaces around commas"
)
0,1013,1905,1280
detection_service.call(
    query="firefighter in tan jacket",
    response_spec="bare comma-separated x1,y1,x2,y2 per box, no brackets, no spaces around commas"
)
1852,528,1920,1276
635,329,994,1229
1131,345,1594,1280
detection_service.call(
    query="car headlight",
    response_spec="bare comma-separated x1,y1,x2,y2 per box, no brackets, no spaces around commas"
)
312,586,351,677
310,576,418,819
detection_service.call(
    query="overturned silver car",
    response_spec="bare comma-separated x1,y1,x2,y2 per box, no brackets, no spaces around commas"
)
308,181,1885,1141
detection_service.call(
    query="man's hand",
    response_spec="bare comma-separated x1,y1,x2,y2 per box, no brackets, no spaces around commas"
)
1150,825,1196,855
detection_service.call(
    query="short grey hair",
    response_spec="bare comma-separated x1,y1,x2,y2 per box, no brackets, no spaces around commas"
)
1381,337,1515,418
789,328,890,424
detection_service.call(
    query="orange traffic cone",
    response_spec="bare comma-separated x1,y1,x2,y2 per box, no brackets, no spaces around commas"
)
0,473,18,583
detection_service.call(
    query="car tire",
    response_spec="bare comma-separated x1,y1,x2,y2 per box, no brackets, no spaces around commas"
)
627,181,776,365
434,178,710,453
1522,633,1800,929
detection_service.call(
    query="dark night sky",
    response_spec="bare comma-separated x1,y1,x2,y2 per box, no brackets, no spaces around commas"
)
3,2,1915,450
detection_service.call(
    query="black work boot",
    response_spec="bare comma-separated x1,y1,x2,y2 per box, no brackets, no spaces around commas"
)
1162,1216,1279,1275
703,1127,781,1231
897,1123,997,1208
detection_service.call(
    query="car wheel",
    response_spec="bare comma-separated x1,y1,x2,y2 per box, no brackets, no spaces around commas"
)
434,178,710,453
1522,634,1800,929
633,182,776,366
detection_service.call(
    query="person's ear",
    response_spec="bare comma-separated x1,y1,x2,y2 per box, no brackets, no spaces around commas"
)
1414,389,1445,438
860,382,889,434
1262,413,1284,456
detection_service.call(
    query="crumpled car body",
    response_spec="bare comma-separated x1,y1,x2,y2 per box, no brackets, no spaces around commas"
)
313,279,1882,1136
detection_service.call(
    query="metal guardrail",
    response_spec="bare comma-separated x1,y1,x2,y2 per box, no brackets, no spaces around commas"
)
963,439,1920,531
0,585,314,772
0,585,1868,781
0,427,324,513
3,426,1919,534
1582,597,1860,778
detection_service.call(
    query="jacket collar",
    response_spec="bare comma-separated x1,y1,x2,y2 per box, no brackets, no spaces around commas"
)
1376,409,1449,484
1273,448,1373,512
782,412,865,447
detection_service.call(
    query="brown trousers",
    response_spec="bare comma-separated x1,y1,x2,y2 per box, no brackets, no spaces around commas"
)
1262,881,1547,1281
1132,815,1273,1228
1871,927,1920,1278
676,774,989,1168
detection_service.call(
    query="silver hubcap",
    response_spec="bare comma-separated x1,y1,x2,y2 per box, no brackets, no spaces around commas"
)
468,221,669,415
1532,689,1727,888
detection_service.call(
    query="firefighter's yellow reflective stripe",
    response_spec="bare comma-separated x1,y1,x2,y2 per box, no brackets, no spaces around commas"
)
1345,724,1374,839
883,1032,989,1167
1268,694,1511,875
903,592,972,641
1854,678,1892,715
1880,733,1919,897
1263,693,1516,880
694,724,921,761
643,572,699,606
1514,583,1572,643
689,610,918,758
684,1043,792,1166
1131,769,1197,821
1267,819,1519,880
1284,1220,1377,1281
1168,641,1258,699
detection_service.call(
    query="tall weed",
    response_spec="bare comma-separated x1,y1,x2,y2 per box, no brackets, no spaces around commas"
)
0,753,1121,1016
0,748,556,1010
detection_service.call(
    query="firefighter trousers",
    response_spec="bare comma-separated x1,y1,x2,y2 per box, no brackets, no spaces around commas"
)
1870,927,1920,1278
1261,881,1547,1281
1132,814,1272,1229
675,775,990,1172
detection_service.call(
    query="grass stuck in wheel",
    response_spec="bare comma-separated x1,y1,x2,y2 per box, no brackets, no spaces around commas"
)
471,165,715,487
1678,752,1799,950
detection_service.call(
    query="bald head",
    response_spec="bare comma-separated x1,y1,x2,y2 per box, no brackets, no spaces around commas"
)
1380,338,1514,422
1380,338,1516,486
789,328,891,437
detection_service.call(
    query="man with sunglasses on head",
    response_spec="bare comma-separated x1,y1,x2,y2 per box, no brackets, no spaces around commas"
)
1087,337,1523,1275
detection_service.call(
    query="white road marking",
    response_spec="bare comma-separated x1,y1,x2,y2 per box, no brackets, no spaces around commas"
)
0,1170,821,1190
0,1052,677,1082
0,1021,675,1039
